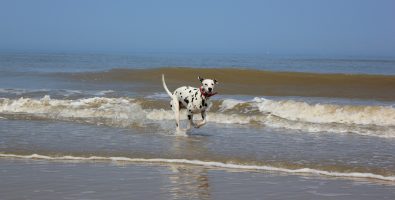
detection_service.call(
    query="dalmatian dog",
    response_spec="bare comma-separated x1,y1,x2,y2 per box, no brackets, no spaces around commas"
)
162,74,218,132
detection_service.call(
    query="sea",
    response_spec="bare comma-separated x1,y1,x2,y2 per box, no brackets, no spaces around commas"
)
0,52,395,199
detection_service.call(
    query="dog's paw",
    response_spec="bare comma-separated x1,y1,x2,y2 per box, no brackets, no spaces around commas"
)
195,123,205,129
175,128,188,136
192,123,200,128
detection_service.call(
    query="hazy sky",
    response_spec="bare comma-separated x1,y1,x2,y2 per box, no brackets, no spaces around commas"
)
1,0,394,57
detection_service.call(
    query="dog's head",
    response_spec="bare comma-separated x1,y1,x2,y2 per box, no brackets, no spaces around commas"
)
198,76,218,94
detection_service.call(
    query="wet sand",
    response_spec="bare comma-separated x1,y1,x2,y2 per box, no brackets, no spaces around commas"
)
1,159,394,200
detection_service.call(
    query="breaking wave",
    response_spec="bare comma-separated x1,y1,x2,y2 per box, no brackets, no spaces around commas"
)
66,67,395,100
0,88,115,98
0,96,145,128
0,96,394,138
0,153,394,182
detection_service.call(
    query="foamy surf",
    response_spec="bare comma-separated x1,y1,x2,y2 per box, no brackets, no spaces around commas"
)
0,95,146,128
1,96,395,138
251,97,395,126
0,153,394,182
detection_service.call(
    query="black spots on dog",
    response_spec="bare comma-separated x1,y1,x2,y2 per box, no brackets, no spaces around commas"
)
201,113,205,120
170,104,172,107
195,98,197,101
184,98,189,104
188,109,192,112
189,90,191,93
201,100,206,108
194,92,198,97
176,122,178,127
178,101,186,109
188,115,191,120
199,105,202,108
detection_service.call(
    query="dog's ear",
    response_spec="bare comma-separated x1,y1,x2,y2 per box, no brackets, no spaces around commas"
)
214,79,219,84
198,76,204,83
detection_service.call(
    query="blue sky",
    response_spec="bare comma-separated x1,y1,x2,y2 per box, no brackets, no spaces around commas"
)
0,0,394,57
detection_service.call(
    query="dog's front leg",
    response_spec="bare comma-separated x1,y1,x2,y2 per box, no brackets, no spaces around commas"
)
187,113,194,130
195,111,207,128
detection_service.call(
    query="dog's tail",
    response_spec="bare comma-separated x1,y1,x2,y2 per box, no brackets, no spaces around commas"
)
162,74,173,97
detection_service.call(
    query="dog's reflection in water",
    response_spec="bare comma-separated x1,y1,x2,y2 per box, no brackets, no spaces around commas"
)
165,165,211,200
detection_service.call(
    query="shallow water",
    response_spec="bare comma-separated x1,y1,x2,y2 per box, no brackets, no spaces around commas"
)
1,159,395,200
1,118,394,180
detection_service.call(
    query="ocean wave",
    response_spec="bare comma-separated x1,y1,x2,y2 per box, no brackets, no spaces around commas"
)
0,96,394,138
0,88,116,98
0,96,146,128
218,97,395,126
65,67,395,100
1,153,394,182
0,88,51,95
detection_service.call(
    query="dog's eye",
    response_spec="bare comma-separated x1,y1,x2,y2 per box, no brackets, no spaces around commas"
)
205,84,208,86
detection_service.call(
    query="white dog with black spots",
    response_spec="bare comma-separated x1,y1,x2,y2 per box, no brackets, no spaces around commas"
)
162,74,218,132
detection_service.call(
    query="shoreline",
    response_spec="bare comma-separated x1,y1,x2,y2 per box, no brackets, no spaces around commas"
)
1,153,395,182
1,159,395,200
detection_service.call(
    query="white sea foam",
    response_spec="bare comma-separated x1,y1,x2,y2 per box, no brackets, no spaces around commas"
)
145,92,172,99
1,96,394,137
94,90,115,96
146,109,255,124
57,89,83,97
218,99,245,112
0,88,118,98
1,153,394,182
0,96,146,127
0,88,50,95
252,97,395,126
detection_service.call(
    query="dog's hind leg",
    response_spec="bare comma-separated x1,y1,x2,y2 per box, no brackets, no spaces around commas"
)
187,112,194,130
172,96,183,131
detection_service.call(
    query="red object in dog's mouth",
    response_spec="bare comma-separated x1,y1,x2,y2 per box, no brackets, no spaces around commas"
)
200,86,218,98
